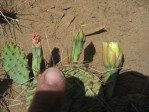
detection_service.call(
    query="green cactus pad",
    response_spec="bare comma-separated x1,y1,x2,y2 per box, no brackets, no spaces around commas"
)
25,79,38,108
63,66,102,96
62,66,103,112
32,48,42,77
1,42,30,85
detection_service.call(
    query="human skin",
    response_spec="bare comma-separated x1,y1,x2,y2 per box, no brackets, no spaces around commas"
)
28,68,66,112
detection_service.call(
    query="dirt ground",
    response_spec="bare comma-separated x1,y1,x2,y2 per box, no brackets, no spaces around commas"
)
0,0,149,111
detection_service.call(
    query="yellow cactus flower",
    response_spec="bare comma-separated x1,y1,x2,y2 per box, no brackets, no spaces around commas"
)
102,42,123,68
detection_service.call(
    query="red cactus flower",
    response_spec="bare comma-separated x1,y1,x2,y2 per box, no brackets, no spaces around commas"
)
32,33,41,48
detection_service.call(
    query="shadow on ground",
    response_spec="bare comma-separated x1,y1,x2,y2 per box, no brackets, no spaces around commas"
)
63,71,149,112
111,71,149,112
116,71,149,95
0,78,13,112
83,42,96,67
49,47,60,67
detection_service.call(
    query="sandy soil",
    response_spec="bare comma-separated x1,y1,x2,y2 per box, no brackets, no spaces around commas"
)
0,0,149,111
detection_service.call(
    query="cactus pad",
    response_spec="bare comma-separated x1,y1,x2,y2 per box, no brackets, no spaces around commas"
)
25,79,38,108
62,66,103,112
1,42,30,85
63,66,102,96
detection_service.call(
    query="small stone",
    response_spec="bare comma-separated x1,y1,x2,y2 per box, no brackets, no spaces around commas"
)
61,3,72,10
82,24,105,36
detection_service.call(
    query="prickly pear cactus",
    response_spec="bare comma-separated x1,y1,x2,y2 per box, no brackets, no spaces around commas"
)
63,66,101,96
1,42,30,85
62,66,103,112
1,42,39,109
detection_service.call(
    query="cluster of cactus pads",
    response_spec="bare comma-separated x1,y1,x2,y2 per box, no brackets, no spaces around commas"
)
1,27,123,111
1,34,43,108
